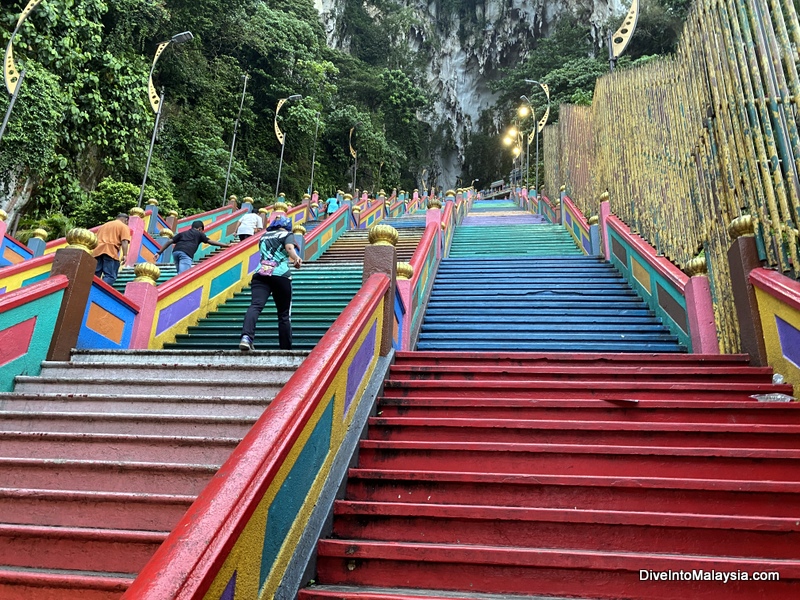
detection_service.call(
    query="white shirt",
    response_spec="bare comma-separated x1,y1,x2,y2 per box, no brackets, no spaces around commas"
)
236,213,263,236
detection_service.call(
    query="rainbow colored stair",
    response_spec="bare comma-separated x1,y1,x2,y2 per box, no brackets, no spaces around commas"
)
300,351,800,599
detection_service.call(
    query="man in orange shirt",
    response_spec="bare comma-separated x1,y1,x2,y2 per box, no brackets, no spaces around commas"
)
93,213,131,286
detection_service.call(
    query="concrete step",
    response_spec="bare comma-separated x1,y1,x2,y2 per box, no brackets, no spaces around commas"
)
69,349,308,366
37,362,297,384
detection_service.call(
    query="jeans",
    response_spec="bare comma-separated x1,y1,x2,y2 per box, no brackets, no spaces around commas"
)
241,274,293,349
173,250,193,274
95,254,120,286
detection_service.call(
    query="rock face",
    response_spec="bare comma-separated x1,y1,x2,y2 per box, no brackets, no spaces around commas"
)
315,0,623,183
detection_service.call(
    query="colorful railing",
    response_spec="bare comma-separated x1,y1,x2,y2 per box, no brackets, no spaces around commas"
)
0,275,69,392
397,222,439,349
441,201,455,258
539,196,557,224
562,195,592,255
77,278,139,350
750,269,800,395
0,234,33,267
303,207,349,262
125,273,391,600
356,201,384,229
0,254,55,295
176,204,236,232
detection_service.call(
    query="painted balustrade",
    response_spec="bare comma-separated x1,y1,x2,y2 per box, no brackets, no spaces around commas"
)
441,201,455,258
175,204,236,232
396,222,440,349
77,277,139,350
0,222,34,266
0,253,56,295
562,195,593,255
355,200,384,229
303,206,349,262
538,195,558,224
0,275,69,391
125,273,392,600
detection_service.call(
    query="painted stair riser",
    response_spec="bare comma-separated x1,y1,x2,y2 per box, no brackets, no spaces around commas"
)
13,378,283,398
366,422,800,449
0,526,163,573
0,576,130,600
345,471,800,517
0,460,216,495
36,364,296,384
0,395,267,418
421,324,673,334
356,445,800,481
415,342,685,353
394,352,750,366
0,413,256,437
0,491,192,531
313,548,798,600
67,350,309,366
377,401,800,423
331,505,799,559
0,433,237,463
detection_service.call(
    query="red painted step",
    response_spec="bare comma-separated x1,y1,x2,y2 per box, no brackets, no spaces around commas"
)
345,469,800,517
377,398,800,423
394,350,753,366
0,569,131,600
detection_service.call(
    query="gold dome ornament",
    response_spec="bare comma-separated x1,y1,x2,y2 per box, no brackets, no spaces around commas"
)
229,195,238,203
133,262,161,285
599,191,610,202
243,196,254,204
368,223,399,246
351,205,362,214
30,228,49,241
445,189,456,198
66,228,98,253
343,193,353,201
588,215,599,226
302,193,311,201
396,262,414,280
160,228,174,239
168,210,179,218
0,209,7,221
147,198,159,206
728,214,755,239
129,207,146,218
293,224,307,235
560,184,567,192
273,201,289,213
259,207,269,214
427,197,443,209
684,253,708,277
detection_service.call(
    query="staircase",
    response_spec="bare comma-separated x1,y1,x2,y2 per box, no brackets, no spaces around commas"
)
313,227,424,265
301,351,800,599
0,349,306,598
418,199,683,352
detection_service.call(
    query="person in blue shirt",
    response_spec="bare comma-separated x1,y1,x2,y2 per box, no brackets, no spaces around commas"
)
326,196,340,218
239,217,303,351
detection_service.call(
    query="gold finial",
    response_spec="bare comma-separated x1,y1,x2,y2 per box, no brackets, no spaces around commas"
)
337,190,344,195
273,201,289,212
313,190,319,195
243,196,254,203
588,215,599,226
413,188,419,193
159,228,174,239
560,184,567,192
66,228,98,253
352,205,362,214
293,224,307,235
599,191,610,202
445,189,456,198
229,195,238,202
168,210,179,218
147,198,159,206
396,262,414,280
0,209,7,221
278,193,286,199
427,197,443,209
343,193,353,201
133,262,161,285
129,207,146,218
30,228,49,241
728,215,755,239
440,221,446,231
684,253,708,277
379,189,387,197
368,223,399,246
399,190,406,196
311,200,319,208
302,193,311,200
258,207,269,214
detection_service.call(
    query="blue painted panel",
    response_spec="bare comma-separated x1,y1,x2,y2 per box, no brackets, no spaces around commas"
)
393,288,405,350
77,281,137,350
20,272,50,288
259,398,333,589
209,264,242,300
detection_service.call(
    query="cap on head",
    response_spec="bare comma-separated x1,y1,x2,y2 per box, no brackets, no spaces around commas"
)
191,220,205,230
267,216,292,231
117,213,129,220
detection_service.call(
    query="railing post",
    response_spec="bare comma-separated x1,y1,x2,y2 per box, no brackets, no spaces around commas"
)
599,192,611,261
145,199,160,235
426,197,443,259
125,263,161,349
684,252,720,353
26,229,48,257
46,229,98,361
363,224,398,356
589,215,602,256
293,224,307,260
127,207,146,267
727,215,768,365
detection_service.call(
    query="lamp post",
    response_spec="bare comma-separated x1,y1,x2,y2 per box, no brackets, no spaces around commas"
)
524,79,550,197
274,93,302,199
608,0,640,72
308,110,320,196
518,95,534,189
138,31,194,207
2,0,43,144
222,73,248,206
349,121,361,194
470,178,479,189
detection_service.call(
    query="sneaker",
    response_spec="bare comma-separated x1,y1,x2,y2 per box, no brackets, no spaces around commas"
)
239,335,254,351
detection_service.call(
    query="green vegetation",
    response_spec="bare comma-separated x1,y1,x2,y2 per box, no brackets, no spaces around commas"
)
0,0,431,227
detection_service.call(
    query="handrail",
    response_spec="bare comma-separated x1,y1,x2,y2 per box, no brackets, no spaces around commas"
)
409,223,438,288
563,195,590,233
304,206,348,246
125,273,390,600
176,204,235,226
0,274,68,312
750,268,800,312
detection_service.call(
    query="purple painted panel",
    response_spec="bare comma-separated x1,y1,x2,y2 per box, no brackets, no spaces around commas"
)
156,287,203,336
220,571,237,600
344,321,377,417
0,287,5,295
582,234,591,252
776,316,800,368
248,251,260,274
565,211,573,226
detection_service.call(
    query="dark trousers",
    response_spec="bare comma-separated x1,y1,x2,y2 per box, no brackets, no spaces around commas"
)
95,254,120,285
241,274,293,349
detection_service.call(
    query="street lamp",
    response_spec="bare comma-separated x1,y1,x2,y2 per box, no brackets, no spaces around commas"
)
1,0,43,143
138,31,194,207
519,95,534,189
470,178,479,188
524,79,550,197
274,93,303,199
308,110,321,196
349,121,361,194
222,73,249,206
